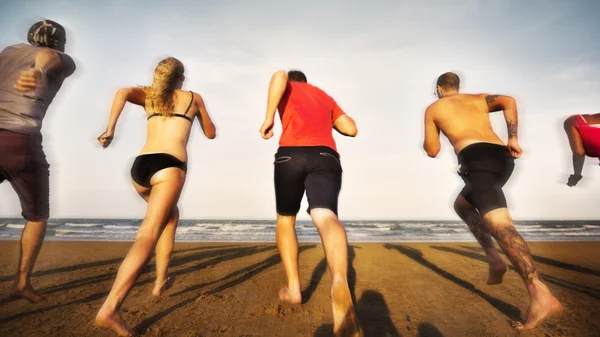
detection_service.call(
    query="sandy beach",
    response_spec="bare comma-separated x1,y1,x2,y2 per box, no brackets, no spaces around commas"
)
0,241,599,336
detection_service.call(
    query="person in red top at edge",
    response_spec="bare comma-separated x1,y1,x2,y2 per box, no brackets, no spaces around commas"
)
563,113,600,186
259,70,361,337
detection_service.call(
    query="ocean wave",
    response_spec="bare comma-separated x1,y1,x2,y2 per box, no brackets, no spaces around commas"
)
548,232,600,236
64,223,103,228
104,225,139,229
6,224,25,229
56,229,138,235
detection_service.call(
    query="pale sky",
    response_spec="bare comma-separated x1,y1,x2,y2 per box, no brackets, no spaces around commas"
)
1,0,599,220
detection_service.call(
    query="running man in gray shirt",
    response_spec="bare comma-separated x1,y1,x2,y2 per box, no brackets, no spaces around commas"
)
0,20,76,303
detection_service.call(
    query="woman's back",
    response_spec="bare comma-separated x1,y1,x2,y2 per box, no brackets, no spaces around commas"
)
141,89,197,162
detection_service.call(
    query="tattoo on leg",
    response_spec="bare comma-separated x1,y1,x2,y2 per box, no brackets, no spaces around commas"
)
464,207,494,250
493,226,538,280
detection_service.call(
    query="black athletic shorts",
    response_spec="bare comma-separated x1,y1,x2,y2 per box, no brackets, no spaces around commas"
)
274,146,342,216
457,142,515,215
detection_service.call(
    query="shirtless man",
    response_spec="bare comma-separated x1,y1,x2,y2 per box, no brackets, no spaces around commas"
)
423,72,563,330
259,70,360,337
563,113,600,186
0,20,76,303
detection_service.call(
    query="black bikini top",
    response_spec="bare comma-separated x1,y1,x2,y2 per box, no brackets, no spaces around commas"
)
147,91,194,122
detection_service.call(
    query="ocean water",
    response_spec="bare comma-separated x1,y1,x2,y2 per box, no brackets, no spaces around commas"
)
0,219,599,242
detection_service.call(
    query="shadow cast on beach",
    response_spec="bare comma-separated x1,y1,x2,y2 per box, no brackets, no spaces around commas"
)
460,245,600,277
134,244,318,333
0,244,237,283
314,290,444,337
0,244,282,323
432,245,600,299
384,244,522,322
302,245,360,304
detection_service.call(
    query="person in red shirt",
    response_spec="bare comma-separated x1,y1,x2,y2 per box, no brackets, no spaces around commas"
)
260,70,360,337
563,113,600,186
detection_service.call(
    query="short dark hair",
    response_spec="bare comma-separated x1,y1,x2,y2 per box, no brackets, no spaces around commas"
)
436,72,460,90
288,70,307,83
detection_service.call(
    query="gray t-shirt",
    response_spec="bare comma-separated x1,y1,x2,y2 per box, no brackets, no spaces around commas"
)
0,43,76,134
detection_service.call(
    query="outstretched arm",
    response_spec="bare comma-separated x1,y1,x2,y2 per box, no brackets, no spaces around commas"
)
564,115,585,184
98,87,145,148
195,93,216,139
260,71,288,139
423,106,441,158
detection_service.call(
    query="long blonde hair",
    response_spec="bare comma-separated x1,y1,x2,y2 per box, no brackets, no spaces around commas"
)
145,57,184,116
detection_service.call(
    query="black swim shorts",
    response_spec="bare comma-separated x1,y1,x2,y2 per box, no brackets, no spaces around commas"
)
273,146,343,216
457,142,515,215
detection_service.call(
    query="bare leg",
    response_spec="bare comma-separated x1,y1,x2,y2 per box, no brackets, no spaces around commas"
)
96,169,184,336
276,213,302,304
153,207,178,296
9,219,47,303
311,208,360,337
454,195,506,284
482,208,564,330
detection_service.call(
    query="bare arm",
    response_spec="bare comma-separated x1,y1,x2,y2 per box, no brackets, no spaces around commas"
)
333,115,358,137
423,106,441,158
106,87,146,132
35,48,62,74
195,93,216,139
265,71,288,122
485,94,518,140
260,70,288,139
13,49,62,92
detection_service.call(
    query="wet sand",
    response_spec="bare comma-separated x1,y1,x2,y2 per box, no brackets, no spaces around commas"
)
0,241,599,336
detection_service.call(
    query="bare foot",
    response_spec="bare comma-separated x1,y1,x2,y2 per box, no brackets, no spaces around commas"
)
331,282,360,337
513,294,564,330
152,277,175,297
95,308,136,336
278,286,302,304
9,284,46,303
487,261,507,285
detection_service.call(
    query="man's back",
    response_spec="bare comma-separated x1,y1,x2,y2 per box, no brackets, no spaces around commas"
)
429,93,505,154
277,82,345,152
0,43,75,134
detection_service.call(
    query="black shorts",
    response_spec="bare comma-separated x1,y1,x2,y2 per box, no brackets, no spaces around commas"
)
274,146,343,216
0,129,50,221
457,142,515,216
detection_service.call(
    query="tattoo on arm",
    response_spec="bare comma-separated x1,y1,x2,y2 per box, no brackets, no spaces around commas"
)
493,226,538,280
485,95,499,105
464,208,494,250
507,120,518,138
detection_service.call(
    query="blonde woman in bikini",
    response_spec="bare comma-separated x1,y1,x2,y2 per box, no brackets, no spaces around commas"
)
95,57,216,336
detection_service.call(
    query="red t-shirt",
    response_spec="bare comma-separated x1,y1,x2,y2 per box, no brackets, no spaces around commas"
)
277,82,346,152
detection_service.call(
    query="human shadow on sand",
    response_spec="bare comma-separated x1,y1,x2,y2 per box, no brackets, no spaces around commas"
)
302,245,360,304
0,245,274,306
134,244,318,334
461,245,600,277
431,245,600,299
384,244,522,322
0,245,278,322
314,290,445,337
0,244,236,282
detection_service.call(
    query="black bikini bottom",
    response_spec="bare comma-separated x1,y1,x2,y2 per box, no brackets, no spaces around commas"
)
130,153,187,188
